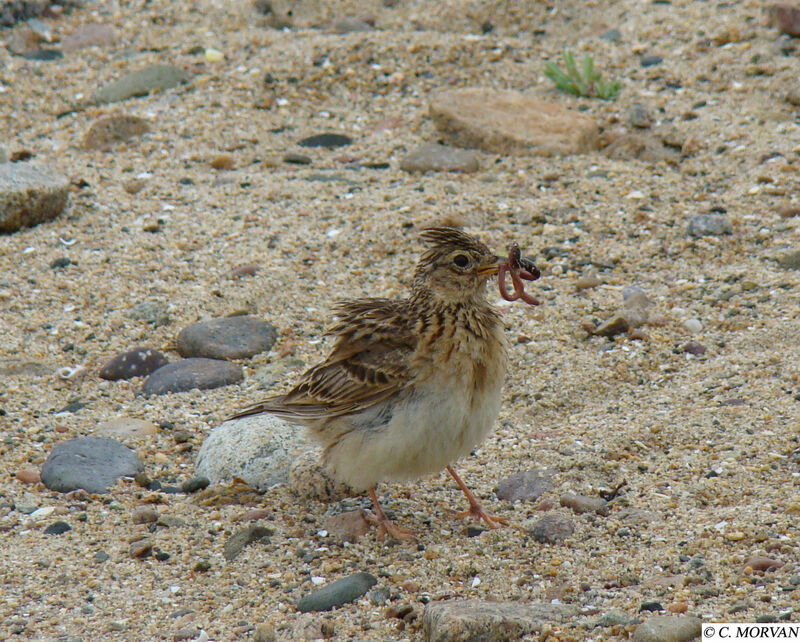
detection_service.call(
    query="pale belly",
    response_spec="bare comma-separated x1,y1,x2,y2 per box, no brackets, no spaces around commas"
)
321,372,503,491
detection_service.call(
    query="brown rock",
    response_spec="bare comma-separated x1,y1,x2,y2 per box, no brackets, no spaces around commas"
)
593,315,629,337
604,133,679,163
399,143,480,173
423,600,576,642
495,469,553,502
430,88,599,156
775,4,800,36
211,154,235,170
744,555,784,572
324,509,371,541
560,493,609,515
130,538,152,558
528,514,575,543
131,506,159,524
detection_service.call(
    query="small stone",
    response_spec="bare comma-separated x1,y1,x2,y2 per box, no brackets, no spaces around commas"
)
786,92,800,107
283,153,312,165
131,506,159,524
96,417,158,440
576,271,601,290
298,133,353,148
196,415,305,490
83,113,150,150
193,560,212,573
128,301,170,327
180,476,210,493
173,627,199,641
223,525,275,561
177,316,277,360
226,263,260,278
632,616,702,642
99,346,169,381
683,341,707,356
288,448,355,502
204,47,224,63
41,437,144,494
399,143,481,173
593,315,629,337
16,468,41,484
596,610,630,627
210,154,234,170
687,213,733,237
94,551,109,563
683,318,703,334
745,555,784,572
141,358,243,395
252,623,276,642
423,600,576,641
0,161,70,232
668,602,689,614
93,64,190,104
369,587,390,606
604,133,679,163
430,88,599,156
331,17,373,33
50,257,71,269
778,250,800,270
495,469,553,502
130,538,152,558
324,510,371,541
560,493,609,515
599,28,622,41
528,514,575,543
297,572,377,612
639,601,664,612
640,55,663,67
62,23,115,53
44,521,71,535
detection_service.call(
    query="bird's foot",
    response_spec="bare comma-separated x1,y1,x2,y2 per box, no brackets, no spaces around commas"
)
452,503,509,529
369,515,416,541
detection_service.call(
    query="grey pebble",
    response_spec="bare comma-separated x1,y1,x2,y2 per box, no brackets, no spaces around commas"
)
99,346,169,380
640,55,663,67
297,572,377,612
177,315,277,360
141,358,243,395
687,213,733,237
128,301,171,327
627,103,652,128
527,514,575,544
44,521,71,535
595,610,631,627
632,616,702,642
93,64,189,104
495,469,553,502
368,587,390,606
283,153,312,165
0,161,70,233
400,143,480,173
778,249,800,270
180,476,210,493
41,437,144,494
298,133,353,148
224,525,275,561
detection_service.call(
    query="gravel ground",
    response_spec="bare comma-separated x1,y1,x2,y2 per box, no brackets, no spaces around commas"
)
1,0,799,640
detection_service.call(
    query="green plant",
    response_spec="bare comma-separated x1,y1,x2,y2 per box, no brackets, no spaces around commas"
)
544,50,622,100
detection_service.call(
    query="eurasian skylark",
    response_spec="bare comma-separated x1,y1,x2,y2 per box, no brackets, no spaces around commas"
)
232,226,524,540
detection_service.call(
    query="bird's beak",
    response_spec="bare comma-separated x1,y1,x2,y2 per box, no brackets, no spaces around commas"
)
477,255,505,277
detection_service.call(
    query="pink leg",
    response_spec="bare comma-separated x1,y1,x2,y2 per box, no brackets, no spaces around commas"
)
367,488,415,541
447,465,508,529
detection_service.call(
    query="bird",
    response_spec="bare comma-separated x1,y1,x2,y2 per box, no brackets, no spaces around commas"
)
230,226,513,540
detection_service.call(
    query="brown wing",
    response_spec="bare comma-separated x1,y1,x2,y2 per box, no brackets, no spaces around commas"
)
228,298,416,421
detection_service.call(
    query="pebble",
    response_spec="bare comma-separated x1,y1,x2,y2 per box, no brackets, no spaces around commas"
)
226,263,260,278
50,257,71,269
128,301,171,327
777,249,800,270
687,213,733,237
632,616,702,642
288,448,354,501
331,17,374,33
627,103,652,128
196,415,304,490
96,417,158,440
83,113,150,150
324,510,371,541
94,64,190,104
298,133,353,148
744,555,784,572
16,468,41,484
399,143,481,173
296,572,377,612
369,587,390,606
283,153,312,165
252,623,276,642
223,524,275,561
130,538,152,558
176,316,277,360
180,476,210,493
560,493,610,515
599,28,622,41
62,23,115,53
131,506,159,524
775,5,800,37
44,521,72,535
210,154,234,170
640,601,664,612
495,469,553,502
99,347,169,380
422,600,576,641
0,161,70,232
592,315,630,338
575,270,601,290
683,318,703,334
429,88,599,156
595,610,630,627
141,358,243,395
41,437,144,494
527,514,575,544
604,133,679,163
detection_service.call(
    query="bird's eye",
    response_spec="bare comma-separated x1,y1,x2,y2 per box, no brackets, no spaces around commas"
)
452,254,470,268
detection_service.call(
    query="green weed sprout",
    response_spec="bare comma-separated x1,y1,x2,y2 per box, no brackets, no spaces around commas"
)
544,50,622,100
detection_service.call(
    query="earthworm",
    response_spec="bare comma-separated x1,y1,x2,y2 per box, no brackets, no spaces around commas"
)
498,242,540,306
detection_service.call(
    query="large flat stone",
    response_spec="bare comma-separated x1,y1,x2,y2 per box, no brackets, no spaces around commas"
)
430,88,599,156
41,437,144,493
0,161,70,232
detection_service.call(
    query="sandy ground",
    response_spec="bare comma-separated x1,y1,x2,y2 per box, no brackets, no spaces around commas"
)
1,0,799,639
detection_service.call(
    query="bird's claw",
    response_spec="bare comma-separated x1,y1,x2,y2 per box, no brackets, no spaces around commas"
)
453,505,509,529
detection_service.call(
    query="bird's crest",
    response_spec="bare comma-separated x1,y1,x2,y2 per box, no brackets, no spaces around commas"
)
418,226,491,262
